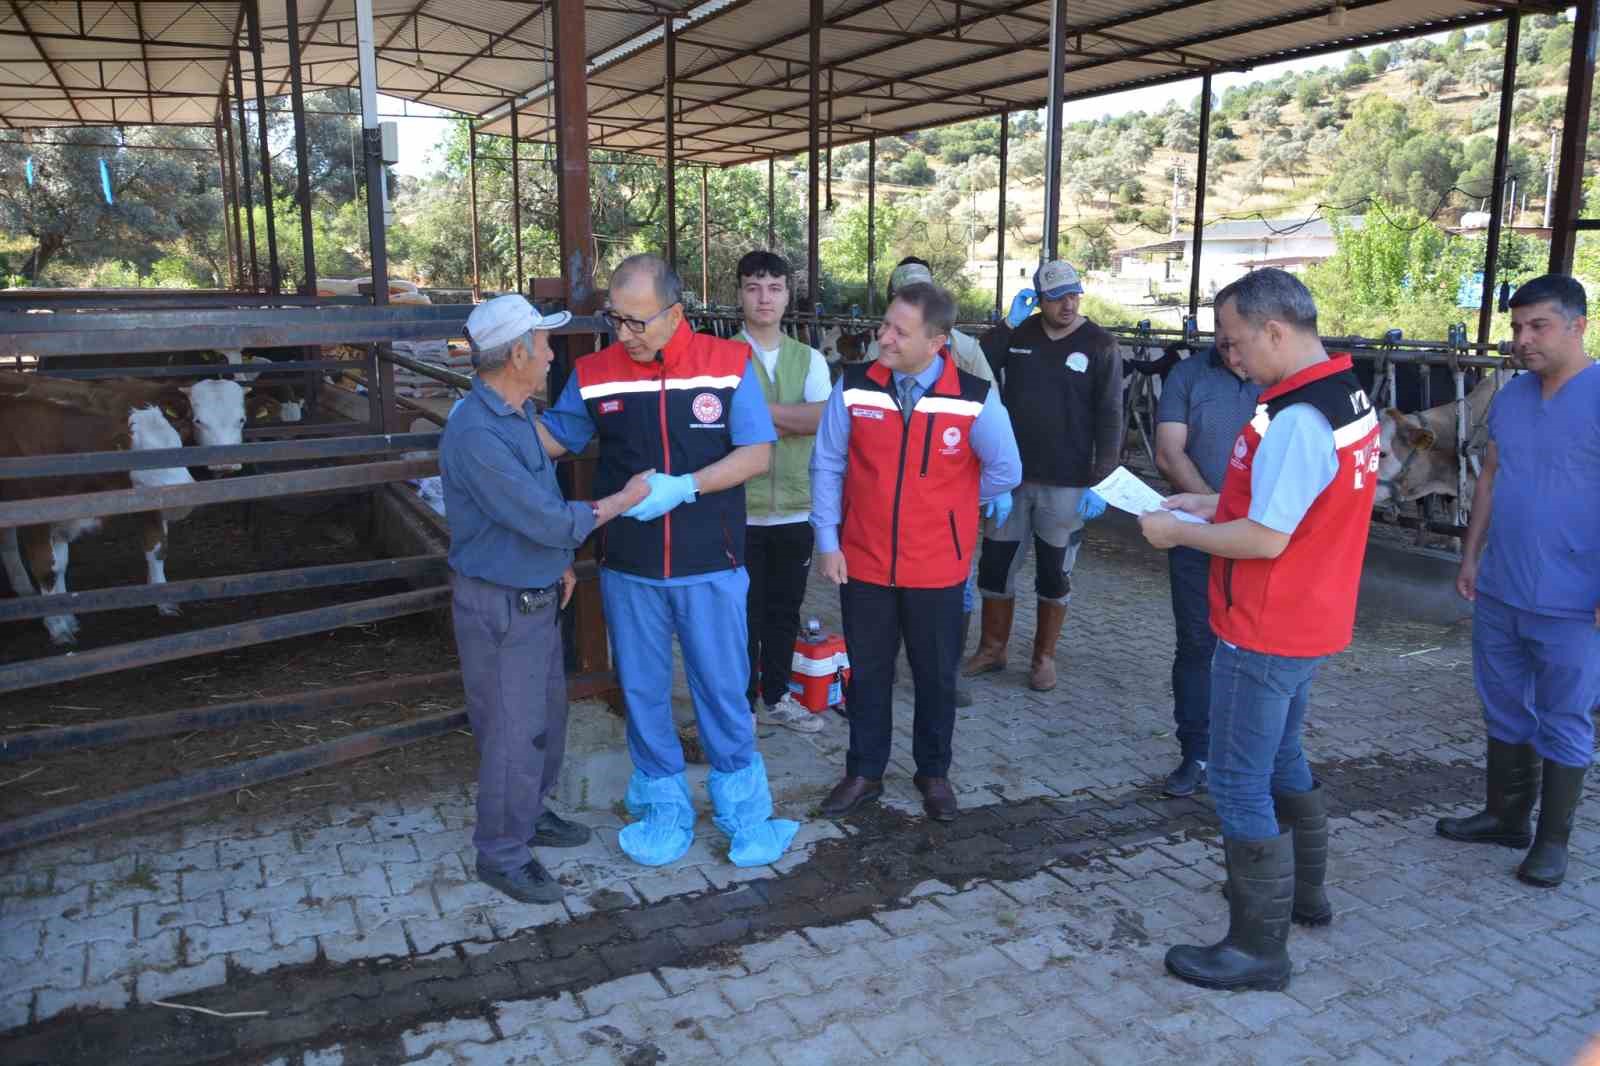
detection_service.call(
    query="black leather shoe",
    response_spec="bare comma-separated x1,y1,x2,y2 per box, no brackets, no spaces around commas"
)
1517,760,1587,888
1437,738,1538,848
913,775,959,822
477,858,564,904
528,810,593,848
820,775,882,817
1167,833,1294,992
1164,758,1207,798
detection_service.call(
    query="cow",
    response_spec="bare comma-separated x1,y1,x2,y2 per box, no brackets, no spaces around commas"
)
0,372,201,645
37,348,298,426
1374,370,1507,515
816,325,873,369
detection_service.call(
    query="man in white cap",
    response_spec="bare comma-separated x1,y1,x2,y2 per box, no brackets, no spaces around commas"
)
440,294,652,903
966,259,1122,691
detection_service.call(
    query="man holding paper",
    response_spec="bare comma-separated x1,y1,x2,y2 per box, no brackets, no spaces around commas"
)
1138,268,1380,993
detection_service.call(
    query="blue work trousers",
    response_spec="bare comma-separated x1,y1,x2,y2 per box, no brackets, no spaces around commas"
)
1168,546,1215,762
1208,642,1321,841
1474,593,1600,769
601,567,757,778
451,572,567,875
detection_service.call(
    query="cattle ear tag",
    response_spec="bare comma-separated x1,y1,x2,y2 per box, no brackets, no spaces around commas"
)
162,404,181,420
1412,428,1437,450
241,385,253,395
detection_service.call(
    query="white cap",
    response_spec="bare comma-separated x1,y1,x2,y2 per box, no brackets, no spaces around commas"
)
464,294,572,352
1034,260,1084,298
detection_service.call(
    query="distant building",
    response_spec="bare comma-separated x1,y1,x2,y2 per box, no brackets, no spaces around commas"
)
1112,216,1365,300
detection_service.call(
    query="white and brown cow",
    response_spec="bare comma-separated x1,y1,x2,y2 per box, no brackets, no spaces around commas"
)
1374,370,1507,515
0,371,232,644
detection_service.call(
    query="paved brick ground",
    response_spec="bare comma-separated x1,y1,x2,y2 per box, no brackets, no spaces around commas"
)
3,522,1598,1066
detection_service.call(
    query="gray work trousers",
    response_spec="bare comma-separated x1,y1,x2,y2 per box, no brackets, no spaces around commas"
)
451,571,568,874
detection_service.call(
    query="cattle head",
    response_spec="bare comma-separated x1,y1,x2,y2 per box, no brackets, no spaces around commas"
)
1374,406,1447,507
177,379,249,473
248,394,303,424
128,405,197,522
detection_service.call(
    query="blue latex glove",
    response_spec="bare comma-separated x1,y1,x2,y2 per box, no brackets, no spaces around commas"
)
1077,489,1108,521
982,490,1013,530
1006,288,1038,328
623,472,697,522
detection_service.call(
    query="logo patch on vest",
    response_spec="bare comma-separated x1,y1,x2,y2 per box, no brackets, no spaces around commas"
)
1065,352,1089,373
942,426,962,449
691,392,724,423
599,399,623,415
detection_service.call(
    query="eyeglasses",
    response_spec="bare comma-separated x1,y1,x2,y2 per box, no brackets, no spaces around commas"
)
603,304,675,335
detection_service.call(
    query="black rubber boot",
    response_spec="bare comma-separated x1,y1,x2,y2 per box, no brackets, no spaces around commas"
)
1517,760,1587,888
1436,738,1538,848
1167,832,1294,992
955,611,974,708
1275,784,1332,927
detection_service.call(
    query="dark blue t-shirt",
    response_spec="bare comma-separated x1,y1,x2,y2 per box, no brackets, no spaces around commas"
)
1156,348,1263,492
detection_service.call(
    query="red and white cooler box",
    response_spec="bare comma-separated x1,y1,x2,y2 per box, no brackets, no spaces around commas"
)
789,628,851,713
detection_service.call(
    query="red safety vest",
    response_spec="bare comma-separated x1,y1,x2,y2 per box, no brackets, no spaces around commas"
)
1210,355,1381,657
839,355,989,589
575,321,750,579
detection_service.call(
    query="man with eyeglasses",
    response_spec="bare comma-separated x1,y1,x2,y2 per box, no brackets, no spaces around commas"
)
536,254,799,870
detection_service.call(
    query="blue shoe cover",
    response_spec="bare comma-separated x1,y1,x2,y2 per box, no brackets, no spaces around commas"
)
706,752,800,867
618,770,695,867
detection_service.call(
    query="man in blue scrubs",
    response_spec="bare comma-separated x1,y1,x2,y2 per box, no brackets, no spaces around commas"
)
1438,274,1600,888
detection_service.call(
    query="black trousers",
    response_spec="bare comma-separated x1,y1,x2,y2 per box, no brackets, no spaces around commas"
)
745,521,815,706
839,578,964,780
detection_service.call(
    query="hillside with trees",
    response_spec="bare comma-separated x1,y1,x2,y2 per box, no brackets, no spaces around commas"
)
1,11,1596,350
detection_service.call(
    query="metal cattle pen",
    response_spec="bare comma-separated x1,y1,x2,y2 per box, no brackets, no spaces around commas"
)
0,304,615,852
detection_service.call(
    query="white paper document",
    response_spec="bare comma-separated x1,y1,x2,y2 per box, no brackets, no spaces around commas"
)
1091,466,1208,524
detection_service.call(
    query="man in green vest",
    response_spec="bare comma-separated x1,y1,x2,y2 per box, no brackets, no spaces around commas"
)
736,250,831,733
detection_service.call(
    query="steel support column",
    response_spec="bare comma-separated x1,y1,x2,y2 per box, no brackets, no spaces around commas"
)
232,53,260,291
1548,0,1598,273
867,137,877,316
356,0,386,308
468,129,482,299
996,110,1008,315
284,0,318,297
1043,0,1067,260
553,0,598,312
511,107,524,296
1478,15,1521,344
700,166,710,303
1188,73,1212,319
825,69,833,211
213,115,239,290
807,0,821,311
767,157,775,250
665,13,677,270
245,0,280,294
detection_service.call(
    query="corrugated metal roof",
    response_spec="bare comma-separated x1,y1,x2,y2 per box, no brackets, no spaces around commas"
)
0,0,1534,166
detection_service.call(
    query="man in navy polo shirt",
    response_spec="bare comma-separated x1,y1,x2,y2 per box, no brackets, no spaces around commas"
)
441,295,652,903
1438,274,1599,889
1154,347,1262,797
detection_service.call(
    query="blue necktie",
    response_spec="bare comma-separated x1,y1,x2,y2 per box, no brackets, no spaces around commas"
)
897,377,917,425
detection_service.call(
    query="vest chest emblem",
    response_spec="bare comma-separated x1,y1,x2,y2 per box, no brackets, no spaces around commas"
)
691,392,723,423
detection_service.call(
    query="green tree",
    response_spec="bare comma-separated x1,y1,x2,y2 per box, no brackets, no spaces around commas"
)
0,126,223,283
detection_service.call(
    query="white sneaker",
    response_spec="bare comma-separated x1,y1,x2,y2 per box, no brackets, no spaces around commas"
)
759,693,825,733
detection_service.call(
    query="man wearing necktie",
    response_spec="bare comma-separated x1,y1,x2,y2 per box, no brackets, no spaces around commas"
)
808,282,1022,822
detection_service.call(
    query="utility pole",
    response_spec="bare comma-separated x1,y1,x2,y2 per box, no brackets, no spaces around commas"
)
1543,129,1556,229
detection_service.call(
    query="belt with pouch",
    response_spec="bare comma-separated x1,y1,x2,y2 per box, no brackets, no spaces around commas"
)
515,580,561,614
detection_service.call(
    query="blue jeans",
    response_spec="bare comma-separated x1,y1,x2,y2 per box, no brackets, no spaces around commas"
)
1208,642,1322,841
1168,546,1214,761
